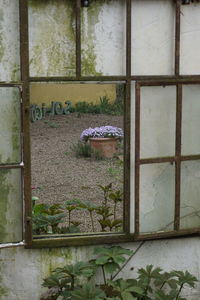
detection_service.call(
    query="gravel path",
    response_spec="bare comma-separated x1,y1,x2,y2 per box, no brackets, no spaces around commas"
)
31,113,123,233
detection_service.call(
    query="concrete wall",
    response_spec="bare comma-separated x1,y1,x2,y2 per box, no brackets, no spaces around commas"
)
1,0,200,299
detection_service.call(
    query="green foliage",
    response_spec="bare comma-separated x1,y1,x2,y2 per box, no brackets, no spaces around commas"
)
71,282,106,300
32,179,123,235
32,213,65,234
94,246,133,278
48,122,59,128
71,141,102,159
69,96,123,116
40,246,198,300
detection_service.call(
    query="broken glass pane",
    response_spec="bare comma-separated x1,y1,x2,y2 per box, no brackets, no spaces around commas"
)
140,163,175,233
180,161,200,230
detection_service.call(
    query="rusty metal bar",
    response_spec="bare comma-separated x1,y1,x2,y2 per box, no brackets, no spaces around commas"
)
29,228,200,248
135,83,140,235
76,0,81,79
181,155,200,161
126,0,131,78
123,80,131,233
175,0,181,76
140,155,200,165
29,76,200,83
133,227,200,241
140,157,175,165
174,84,182,230
19,0,32,246
29,76,127,82
122,0,132,234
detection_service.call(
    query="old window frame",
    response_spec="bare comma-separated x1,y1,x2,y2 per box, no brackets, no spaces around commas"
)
13,0,200,248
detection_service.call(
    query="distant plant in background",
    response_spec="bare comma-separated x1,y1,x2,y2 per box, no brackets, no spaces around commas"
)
40,245,198,300
71,141,102,160
69,96,123,115
80,126,123,143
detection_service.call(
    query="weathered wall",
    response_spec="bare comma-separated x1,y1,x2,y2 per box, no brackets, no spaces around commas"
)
1,0,200,299
0,238,200,299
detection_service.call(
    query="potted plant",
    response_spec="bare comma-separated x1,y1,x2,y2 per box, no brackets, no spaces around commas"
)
80,126,123,158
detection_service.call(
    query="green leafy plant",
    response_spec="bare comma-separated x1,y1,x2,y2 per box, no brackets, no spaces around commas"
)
32,203,65,234
96,183,123,232
40,245,198,300
71,141,102,159
69,96,123,116
48,122,59,128
64,199,83,228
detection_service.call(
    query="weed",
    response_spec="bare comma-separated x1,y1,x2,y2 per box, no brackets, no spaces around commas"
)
49,122,59,128
71,141,103,160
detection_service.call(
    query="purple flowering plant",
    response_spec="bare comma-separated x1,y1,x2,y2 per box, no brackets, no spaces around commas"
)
80,125,124,142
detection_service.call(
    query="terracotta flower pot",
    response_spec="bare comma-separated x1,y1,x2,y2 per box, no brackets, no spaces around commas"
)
89,137,118,158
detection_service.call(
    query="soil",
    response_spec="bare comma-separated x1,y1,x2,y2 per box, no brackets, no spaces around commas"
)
31,112,123,233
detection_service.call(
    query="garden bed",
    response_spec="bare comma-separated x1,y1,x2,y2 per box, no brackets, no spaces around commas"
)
31,112,123,233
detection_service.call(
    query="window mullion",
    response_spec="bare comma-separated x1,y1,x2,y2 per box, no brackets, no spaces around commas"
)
174,84,182,230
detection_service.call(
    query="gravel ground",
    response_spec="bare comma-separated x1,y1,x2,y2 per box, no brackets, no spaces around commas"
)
31,113,124,233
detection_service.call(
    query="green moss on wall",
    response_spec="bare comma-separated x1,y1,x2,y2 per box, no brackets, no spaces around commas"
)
40,248,73,278
11,89,21,162
81,0,112,76
0,272,8,298
29,0,76,76
0,9,5,61
29,0,114,76
0,168,11,243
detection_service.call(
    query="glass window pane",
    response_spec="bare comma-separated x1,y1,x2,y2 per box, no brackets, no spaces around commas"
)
81,0,126,76
131,0,175,75
140,163,175,233
0,87,21,164
180,161,200,230
0,169,22,243
29,0,76,77
0,2,20,81
182,85,200,156
140,86,176,159
180,4,200,75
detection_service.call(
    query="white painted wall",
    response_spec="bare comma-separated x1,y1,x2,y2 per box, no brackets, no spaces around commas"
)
0,0,200,299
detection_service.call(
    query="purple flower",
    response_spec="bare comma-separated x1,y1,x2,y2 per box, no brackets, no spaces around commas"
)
80,126,124,142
